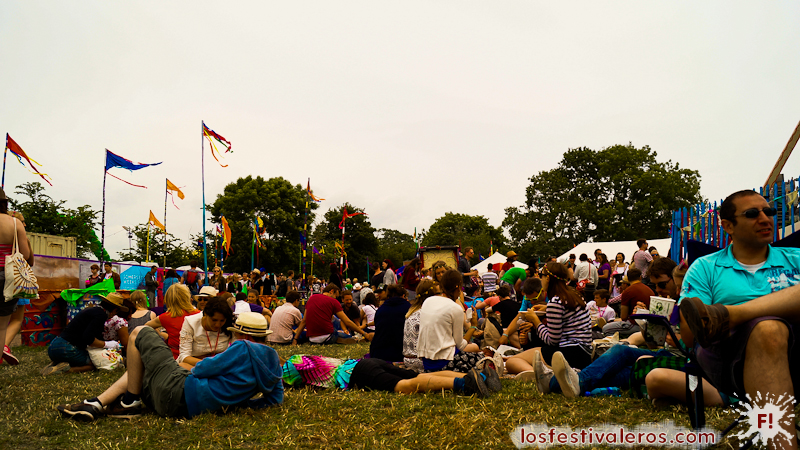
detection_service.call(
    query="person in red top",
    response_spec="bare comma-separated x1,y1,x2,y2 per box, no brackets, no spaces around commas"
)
292,284,372,345
145,284,200,359
401,258,421,300
501,251,518,273
601,268,653,338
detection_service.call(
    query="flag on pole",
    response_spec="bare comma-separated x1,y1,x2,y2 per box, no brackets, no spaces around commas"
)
105,150,161,188
202,122,232,167
221,216,232,254
307,180,325,202
149,210,165,231
166,179,185,199
338,208,366,229
4,134,52,186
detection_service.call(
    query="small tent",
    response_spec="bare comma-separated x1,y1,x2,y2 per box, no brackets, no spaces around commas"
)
555,238,672,264
471,252,529,275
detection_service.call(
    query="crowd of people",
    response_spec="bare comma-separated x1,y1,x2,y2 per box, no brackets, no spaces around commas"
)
1,188,797,447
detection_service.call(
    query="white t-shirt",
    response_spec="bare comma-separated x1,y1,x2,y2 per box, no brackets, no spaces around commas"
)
360,304,378,328
177,313,231,364
416,295,469,361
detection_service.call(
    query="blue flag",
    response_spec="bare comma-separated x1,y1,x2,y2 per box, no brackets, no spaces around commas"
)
105,150,162,172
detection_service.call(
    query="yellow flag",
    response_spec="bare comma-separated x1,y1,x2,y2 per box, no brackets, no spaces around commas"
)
149,210,165,231
166,179,185,200
221,216,232,254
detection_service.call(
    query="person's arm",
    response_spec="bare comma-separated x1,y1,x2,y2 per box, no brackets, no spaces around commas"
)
177,318,198,365
15,220,33,266
514,278,523,294
499,313,523,346
454,303,478,350
145,316,169,340
620,304,630,321
533,302,563,346
291,318,306,345
335,311,372,340
598,267,610,280
117,326,130,348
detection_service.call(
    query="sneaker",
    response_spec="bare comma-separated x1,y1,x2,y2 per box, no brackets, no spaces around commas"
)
463,368,492,398
3,345,19,365
680,297,730,348
57,400,103,421
106,397,144,419
552,352,580,398
493,351,505,377
41,361,70,376
515,370,536,382
532,349,554,394
481,364,503,393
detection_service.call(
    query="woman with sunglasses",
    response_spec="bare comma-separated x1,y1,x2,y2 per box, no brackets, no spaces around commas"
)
209,266,226,293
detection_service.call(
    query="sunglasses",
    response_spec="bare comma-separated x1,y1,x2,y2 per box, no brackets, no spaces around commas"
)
656,278,672,289
736,207,778,219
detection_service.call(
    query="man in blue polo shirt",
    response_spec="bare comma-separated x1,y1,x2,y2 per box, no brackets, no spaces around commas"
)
680,189,800,449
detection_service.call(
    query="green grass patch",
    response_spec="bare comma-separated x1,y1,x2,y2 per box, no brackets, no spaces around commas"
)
0,344,743,449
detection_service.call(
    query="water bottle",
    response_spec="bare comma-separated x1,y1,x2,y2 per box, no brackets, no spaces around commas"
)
585,387,622,397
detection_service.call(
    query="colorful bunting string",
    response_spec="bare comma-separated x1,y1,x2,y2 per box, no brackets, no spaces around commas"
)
202,122,232,168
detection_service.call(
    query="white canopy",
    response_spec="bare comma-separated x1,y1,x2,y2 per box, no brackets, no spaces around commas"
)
472,252,529,275
555,238,672,264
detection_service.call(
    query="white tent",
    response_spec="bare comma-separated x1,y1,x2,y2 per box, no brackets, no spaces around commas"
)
471,252,529,275
555,238,672,264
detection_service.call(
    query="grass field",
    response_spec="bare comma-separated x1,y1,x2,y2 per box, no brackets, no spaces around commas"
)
0,343,743,449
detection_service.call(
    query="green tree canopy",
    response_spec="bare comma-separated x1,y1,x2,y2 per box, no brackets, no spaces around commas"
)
10,182,101,258
376,228,417,270
312,203,378,281
503,143,702,259
421,212,506,259
117,224,192,267
209,176,316,274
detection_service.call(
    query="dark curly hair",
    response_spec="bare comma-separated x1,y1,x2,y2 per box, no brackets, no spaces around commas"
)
202,297,234,336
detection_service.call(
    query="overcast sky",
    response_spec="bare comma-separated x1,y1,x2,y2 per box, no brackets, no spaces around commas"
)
1,1,799,259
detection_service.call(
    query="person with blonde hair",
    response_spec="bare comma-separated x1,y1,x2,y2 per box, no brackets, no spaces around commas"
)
127,291,156,331
145,284,200,359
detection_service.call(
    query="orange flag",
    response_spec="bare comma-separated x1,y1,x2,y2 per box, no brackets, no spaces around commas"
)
149,211,165,231
166,179,185,200
221,216,232,254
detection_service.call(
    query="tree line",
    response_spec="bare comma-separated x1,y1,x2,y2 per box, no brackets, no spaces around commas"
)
17,143,701,277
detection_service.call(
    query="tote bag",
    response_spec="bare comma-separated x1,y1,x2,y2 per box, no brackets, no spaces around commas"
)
4,218,38,301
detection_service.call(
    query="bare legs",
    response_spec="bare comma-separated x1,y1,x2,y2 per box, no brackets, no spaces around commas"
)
0,314,9,355
4,306,24,347
394,371,466,394
743,320,796,450
96,326,146,405
505,348,544,375
645,368,723,406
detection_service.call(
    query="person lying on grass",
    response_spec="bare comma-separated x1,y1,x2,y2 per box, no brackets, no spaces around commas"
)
42,292,129,376
283,354,502,397
57,312,283,421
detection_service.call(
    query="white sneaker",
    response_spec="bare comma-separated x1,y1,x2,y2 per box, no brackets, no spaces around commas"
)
552,352,580,398
532,349,554,394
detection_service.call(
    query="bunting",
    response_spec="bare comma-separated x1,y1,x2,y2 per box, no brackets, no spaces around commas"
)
149,210,165,231
4,134,52,186
202,122,232,167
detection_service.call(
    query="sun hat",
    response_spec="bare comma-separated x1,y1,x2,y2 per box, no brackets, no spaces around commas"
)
227,312,271,337
97,292,129,313
353,283,362,290
252,268,261,275
506,251,518,258
197,286,218,297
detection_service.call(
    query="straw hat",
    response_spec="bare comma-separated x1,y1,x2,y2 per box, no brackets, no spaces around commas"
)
227,312,271,337
506,251,518,258
197,286,218,297
98,292,129,313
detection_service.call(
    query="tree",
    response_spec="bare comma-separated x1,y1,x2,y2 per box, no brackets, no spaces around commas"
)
421,213,506,259
117,224,193,267
503,143,702,259
208,176,316,274
9,182,101,258
376,228,417,270
312,203,378,281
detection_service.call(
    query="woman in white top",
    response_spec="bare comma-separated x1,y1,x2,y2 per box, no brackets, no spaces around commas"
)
416,269,480,372
403,279,440,372
177,297,233,369
359,292,379,332
610,252,628,297
382,259,397,285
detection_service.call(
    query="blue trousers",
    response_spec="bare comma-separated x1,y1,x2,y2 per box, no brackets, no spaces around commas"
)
549,344,671,394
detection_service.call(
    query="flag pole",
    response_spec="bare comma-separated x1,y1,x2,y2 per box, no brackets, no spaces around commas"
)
2,134,8,189
101,150,108,265
303,178,309,281
201,121,209,284
146,222,151,262
251,219,255,272
163,178,168,268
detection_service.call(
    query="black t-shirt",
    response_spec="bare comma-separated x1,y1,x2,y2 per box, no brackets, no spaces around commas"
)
263,277,275,295
342,303,361,323
60,306,107,347
276,280,288,297
493,299,522,329
371,272,385,287
251,279,264,295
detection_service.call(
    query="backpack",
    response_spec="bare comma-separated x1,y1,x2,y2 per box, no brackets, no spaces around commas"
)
185,270,199,289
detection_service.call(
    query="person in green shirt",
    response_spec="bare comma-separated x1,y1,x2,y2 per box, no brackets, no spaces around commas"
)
500,266,532,300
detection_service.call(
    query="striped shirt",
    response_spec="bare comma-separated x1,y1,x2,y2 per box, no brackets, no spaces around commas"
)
536,296,592,348
481,272,499,293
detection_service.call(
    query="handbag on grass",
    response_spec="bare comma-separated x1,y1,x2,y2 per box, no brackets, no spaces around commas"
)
87,346,124,370
3,218,38,301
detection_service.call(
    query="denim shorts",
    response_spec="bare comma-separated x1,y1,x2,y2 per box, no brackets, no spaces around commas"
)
47,336,91,367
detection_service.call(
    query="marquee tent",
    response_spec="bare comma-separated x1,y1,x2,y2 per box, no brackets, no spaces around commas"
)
471,252,529,275
555,238,672,264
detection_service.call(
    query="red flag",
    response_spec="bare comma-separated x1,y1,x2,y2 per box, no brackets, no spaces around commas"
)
338,208,366,229
5,134,52,186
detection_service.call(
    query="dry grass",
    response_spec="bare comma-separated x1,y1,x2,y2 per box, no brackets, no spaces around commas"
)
0,344,743,449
